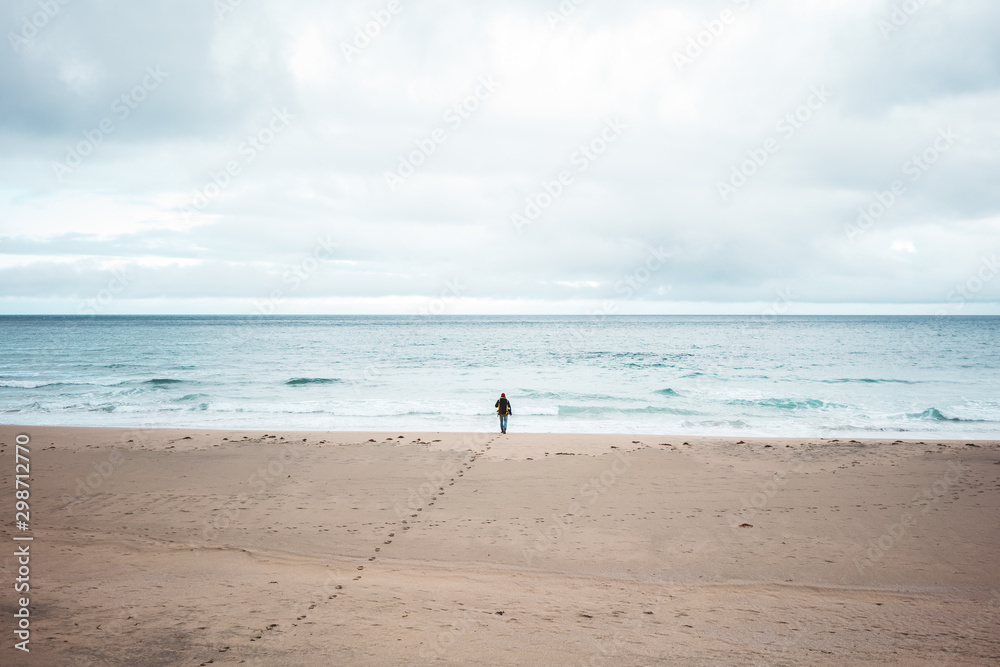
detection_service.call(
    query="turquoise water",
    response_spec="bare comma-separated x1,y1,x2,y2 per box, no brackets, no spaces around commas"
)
1,315,998,437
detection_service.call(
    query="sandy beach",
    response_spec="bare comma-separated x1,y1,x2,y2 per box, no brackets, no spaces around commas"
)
2,425,998,665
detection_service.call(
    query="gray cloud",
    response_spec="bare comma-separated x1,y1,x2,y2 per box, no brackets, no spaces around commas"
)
1,0,998,313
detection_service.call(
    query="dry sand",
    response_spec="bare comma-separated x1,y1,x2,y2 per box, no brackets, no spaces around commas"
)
1,425,998,665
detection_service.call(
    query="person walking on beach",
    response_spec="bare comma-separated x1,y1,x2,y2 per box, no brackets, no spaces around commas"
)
495,393,512,434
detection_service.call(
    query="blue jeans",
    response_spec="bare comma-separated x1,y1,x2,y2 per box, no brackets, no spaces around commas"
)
499,414,508,432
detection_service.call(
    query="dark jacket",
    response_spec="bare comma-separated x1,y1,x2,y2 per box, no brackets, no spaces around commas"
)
495,397,511,415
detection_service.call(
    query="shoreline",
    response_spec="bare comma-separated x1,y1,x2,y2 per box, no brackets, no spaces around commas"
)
5,422,999,442
3,424,998,664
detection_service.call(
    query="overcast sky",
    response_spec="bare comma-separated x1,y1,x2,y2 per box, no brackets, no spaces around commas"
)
1,0,998,315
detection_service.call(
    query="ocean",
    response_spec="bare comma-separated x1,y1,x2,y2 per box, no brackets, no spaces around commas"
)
1,315,998,438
